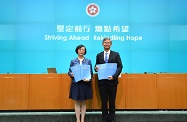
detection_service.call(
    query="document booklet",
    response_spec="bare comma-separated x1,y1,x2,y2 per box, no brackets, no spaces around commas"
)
70,64,91,82
97,63,117,80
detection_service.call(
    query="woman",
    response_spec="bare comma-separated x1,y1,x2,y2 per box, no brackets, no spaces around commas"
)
68,44,93,122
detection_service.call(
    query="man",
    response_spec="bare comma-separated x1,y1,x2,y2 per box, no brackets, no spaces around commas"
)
95,37,123,122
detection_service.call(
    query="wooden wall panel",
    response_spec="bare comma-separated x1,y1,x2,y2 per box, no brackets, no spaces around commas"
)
0,74,29,110
116,75,125,109
157,74,187,109
29,74,62,110
125,74,157,109
0,74,187,110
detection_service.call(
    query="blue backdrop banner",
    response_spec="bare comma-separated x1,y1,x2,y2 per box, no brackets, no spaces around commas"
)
0,0,187,73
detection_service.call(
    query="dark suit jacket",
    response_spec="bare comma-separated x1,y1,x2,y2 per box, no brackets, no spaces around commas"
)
95,50,123,85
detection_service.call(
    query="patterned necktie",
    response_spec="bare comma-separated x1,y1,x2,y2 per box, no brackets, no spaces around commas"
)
105,52,108,63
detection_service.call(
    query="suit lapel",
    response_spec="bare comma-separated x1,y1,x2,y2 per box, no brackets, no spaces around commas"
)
101,51,105,62
108,50,113,62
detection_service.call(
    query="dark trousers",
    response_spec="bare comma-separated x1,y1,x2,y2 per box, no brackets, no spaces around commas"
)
98,81,117,121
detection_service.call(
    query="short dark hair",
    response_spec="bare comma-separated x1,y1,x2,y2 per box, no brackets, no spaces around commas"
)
75,44,87,55
102,37,112,44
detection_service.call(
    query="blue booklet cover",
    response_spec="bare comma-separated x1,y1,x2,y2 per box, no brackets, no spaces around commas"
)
70,65,81,82
81,65,91,80
70,65,91,82
97,63,117,80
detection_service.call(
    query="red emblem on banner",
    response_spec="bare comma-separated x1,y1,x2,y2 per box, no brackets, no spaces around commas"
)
86,3,100,17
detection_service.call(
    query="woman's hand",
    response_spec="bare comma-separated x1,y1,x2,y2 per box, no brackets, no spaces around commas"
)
95,66,99,72
70,73,74,77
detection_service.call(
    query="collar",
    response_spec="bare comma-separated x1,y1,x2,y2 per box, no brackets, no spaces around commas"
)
104,50,111,55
